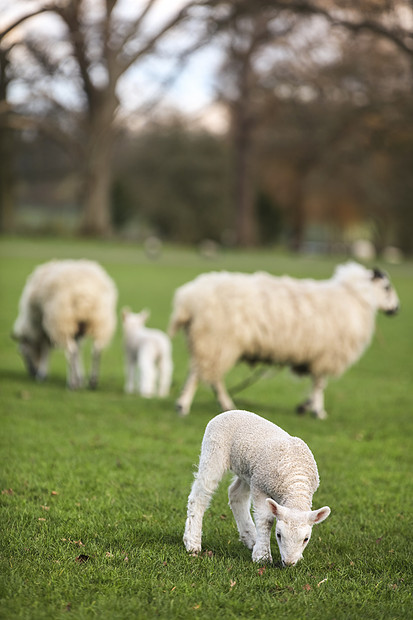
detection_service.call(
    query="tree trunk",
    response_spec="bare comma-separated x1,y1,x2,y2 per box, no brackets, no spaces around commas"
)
0,123,15,233
79,97,116,237
233,101,256,247
0,50,15,233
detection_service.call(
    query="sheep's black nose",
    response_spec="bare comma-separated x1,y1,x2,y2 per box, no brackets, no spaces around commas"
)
385,305,399,316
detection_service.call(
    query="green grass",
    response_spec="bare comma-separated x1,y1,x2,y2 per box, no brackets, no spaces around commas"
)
0,236,412,619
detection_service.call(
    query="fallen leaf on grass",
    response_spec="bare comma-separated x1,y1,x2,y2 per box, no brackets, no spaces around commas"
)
51,491,59,496
375,537,383,544
75,554,90,563
303,584,311,592
257,567,266,576
317,578,328,587
230,580,236,589
38,518,46,522
201,550,214,558
193,604,200,610
1,489,14,495
41,505,50,511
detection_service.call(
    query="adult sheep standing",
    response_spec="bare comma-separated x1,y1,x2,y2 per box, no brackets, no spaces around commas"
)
12,259,118,389
169,262,399,418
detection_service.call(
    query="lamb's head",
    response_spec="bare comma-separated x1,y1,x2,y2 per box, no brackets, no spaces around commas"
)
267,499,330,567
370,268,399,316
121,308,150,332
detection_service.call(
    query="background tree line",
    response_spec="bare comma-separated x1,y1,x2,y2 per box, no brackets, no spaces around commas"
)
1,0,413,253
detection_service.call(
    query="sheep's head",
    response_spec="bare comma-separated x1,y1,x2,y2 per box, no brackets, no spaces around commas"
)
267,499,330,567
11,331,41,378
370,268,399,316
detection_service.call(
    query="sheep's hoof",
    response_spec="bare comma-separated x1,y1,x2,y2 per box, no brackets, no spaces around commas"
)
176,402,189,417
296,402,309,415
313,409,328,420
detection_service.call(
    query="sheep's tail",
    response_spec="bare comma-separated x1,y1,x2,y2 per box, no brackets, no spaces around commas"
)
168,302,191,338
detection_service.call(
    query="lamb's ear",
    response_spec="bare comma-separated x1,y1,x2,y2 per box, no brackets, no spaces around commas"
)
308,506,331,525
266,498,288,521
121,307,131,321
141,308,150,322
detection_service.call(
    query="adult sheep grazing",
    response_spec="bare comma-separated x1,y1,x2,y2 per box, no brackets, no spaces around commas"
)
12,259,118,389
184,410,331,566
169,262,399,418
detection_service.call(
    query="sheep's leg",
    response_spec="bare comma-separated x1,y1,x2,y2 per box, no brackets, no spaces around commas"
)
36,342,50,381
66,340,83,389
138,351,156,397
176,368,199,415
89,344,101,389
183,444,228,553
251,491,274,563
212,379,235,412
311,376,327,419
228,476,256,550
124,349,137,393
297,376,328,419
158,354,173,397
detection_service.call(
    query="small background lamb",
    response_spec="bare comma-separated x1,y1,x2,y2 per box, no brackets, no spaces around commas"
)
122,308,173,398
12,259,117,389
169,262,399,418
184,409,330,566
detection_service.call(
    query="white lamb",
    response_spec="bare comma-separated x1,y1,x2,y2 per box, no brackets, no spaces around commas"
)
122,308,173,397
169,262,399,418
184,409,330,566
12,259,117,389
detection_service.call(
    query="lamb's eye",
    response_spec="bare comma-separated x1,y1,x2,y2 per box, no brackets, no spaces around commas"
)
303,537,309,544
276,532,281,540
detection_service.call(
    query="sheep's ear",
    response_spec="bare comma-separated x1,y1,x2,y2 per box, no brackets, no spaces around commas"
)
371,267,385,280
309,506,331,525
266,498,288,521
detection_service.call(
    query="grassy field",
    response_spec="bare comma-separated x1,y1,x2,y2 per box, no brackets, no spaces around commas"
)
0,236,412,620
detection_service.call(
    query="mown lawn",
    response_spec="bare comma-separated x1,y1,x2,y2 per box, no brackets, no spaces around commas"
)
0,237,412,619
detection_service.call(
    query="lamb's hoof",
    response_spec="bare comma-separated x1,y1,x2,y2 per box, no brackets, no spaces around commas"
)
184,540,201,554
88,379,97,390
296,402,309,415
313,409,328,420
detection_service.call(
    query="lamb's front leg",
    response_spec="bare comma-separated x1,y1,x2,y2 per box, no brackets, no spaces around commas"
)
228,476,256,550
184,448,228,553
251,491,275,563
124,349,137,394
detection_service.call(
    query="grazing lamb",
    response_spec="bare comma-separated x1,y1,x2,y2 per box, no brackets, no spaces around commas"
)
184,410,330,566
169,262,399,418
12,259,117,389
122,308,173,397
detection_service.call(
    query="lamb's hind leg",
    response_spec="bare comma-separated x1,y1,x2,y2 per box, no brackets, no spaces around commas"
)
183,443,228,554
228,476,256,550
